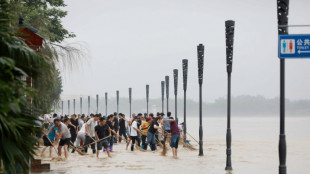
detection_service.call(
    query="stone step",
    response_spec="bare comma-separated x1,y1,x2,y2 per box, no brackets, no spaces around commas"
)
30,159,50,172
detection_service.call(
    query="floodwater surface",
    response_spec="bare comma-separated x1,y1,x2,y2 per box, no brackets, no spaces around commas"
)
36,116,310,174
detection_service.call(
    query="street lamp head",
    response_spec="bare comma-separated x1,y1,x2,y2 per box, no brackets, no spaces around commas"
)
197,44,205,85
277,0,289,34
165,76,169,99
182,59,188,91
173,69,178,95
225,20,235,74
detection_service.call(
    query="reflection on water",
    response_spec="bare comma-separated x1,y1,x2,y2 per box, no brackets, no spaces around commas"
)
37,117,310,174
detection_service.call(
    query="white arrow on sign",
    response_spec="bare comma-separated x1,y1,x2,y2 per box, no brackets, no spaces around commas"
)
298,50,310,54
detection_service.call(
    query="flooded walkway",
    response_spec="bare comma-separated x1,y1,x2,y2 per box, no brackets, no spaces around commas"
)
36,117,310,174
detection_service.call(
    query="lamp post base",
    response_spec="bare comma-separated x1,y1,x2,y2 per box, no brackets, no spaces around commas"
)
225,166,232,171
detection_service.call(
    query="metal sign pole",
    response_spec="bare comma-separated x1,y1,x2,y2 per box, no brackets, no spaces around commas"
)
277,0,289,173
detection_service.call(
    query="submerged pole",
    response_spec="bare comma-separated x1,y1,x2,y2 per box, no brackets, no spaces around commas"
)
73,99,76,114
88,96,90,115
105,92,108,115
173,69,178,123
80,97,82,115
68,100,70,115
129,88,132,117
146,85,149,116
197,43,205,156
161,81,165,113
117,90,119,118
225,20,235,171
182,59,188,145
165,76,169,115
96,94,99,114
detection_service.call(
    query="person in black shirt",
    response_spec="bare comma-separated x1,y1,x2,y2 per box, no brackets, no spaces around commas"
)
146,117,162,151
68,114,78,153
118,113,127,142
95,117,111,158
113,112,119,143
106,115,117,151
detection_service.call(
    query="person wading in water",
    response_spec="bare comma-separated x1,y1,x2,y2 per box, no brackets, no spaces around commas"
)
48,118,71,159
84,114,99,154
95,117,112,158
163,117,180,159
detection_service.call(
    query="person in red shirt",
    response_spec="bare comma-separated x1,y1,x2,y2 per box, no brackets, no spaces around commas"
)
163,117,180,159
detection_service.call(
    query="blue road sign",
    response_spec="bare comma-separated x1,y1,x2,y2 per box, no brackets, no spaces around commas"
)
278,34,310,58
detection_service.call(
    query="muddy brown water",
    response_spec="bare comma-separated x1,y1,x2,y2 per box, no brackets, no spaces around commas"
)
36,117,310,174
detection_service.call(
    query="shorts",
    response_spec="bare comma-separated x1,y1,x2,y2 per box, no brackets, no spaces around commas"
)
59,138,71,146
97,140,109,150
170,134,180,149
165,130,171,133
43,136,52,146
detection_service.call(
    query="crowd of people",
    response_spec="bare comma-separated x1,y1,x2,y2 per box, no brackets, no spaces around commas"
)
38,111,184,159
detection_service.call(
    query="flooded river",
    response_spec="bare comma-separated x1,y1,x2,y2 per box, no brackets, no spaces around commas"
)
36,116,310,174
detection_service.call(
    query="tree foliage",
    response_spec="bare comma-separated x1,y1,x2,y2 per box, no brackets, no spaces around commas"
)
0,0,75,172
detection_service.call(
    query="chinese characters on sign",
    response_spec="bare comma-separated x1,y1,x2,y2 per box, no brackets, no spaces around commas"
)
279,34,310,58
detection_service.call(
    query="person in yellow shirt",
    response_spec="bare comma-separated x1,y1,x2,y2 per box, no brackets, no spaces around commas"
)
141,117,152,150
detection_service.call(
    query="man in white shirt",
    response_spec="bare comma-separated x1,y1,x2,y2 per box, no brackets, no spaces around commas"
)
84,114,99,154
129,116,140,151
43,114,52,129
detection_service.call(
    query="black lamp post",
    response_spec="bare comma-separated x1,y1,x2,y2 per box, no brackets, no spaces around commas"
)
105,92,108,115
61,100,63,115
117,90,119,118
197,44,204,156
73,99,76,114
129,88,132,117
161,81,165,113
225,20,235,171
88,96,90,115
277,1,289,174
67,100,70,115
146,85,149,116
165,76,169,115
173,69,178,123
96,94,99,114
80,97,82,115
182,59,188,145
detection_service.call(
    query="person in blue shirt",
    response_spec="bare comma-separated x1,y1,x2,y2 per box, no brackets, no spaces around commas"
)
41,124,58,157
162,112,171,133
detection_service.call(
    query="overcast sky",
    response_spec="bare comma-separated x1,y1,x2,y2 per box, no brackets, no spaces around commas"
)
59,0,310,102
